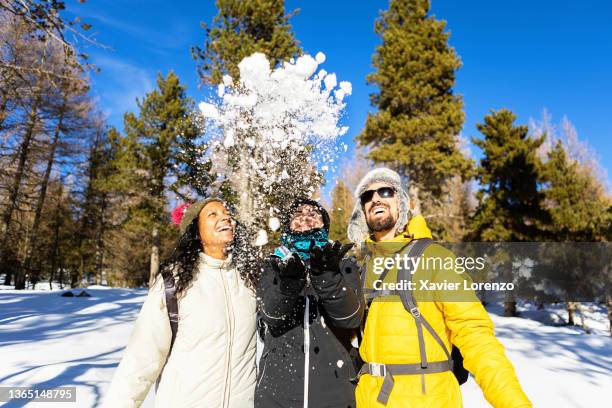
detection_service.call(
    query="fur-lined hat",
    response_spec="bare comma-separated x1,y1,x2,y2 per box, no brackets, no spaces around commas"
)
347,168,412,243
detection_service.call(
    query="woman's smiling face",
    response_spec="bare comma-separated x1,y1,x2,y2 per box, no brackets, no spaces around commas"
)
198,201,234,248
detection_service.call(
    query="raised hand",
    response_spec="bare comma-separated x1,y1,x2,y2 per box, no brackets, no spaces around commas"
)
310,241,354,276
275,253,306,280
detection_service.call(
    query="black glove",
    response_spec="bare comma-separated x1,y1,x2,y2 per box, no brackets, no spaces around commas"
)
276,253,306,280
309,241,354,276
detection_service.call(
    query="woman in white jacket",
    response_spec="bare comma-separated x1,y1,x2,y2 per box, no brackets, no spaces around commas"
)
104,198,259,408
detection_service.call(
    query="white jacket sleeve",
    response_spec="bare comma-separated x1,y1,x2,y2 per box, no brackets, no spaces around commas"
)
103,276,172,408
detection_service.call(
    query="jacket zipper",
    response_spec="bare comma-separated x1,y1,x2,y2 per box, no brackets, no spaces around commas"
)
220,266,234,408
303,296,310,408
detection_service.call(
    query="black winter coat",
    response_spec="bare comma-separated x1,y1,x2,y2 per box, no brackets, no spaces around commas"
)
255,255,364,408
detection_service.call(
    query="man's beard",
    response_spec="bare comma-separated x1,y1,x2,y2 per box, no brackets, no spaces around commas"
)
367,213,395,232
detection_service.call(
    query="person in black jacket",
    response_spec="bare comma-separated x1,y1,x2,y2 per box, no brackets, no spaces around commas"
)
255,198,364,408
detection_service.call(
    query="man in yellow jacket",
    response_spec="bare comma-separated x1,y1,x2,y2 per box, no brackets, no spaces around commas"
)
347,168,531,408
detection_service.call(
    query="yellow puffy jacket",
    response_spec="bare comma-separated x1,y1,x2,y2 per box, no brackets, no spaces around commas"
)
356,215,531,408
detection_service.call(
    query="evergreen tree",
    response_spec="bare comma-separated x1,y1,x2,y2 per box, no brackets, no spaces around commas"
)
95,127,151,286
357,0,473,236
39,177,79,289
171,130,214,200
542,141,611,241
470,109,549,242
328,180,354,242
75,118,115,287
125,71,203,202
540,141,611,326
193,0,301,84
119,71,206,285
470,109,551,316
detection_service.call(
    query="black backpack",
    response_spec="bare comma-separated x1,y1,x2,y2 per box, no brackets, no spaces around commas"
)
362,238,469,385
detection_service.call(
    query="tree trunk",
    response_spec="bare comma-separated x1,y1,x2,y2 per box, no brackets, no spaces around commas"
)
0,91,8,131
50,184,63,289
567,301,578,325
59,258,65,290
94,214,106,285
22,100,66,283
6,98,41,289
607,295,612,337
504,299,517,317
3,269,11,286
72,256,82,288
48,253,55,291
49,242,58,289
503,255,517,317
577,303,590,334
149,227,160,287
95,193,108,285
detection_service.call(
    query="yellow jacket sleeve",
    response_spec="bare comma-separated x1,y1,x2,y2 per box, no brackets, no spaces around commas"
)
442,300,531,408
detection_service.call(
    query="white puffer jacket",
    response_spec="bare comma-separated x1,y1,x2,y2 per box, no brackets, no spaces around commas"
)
104,253,257,408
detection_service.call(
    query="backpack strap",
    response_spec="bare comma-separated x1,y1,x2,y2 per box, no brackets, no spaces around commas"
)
397,238,453,395
360,238,457,404
399,239,451,354
155,270,179,390
362,241,413,302
398,239,450,357
161,269,179,351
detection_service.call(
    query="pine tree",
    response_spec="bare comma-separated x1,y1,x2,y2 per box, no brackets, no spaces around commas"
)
171,129,214,200
470,109,549,242
75,117,115,287
540,141,611,326
472,109,548,241
542,141,610,241
95,127,154,287
357,0,473,237
193,0,301,84
114,72,206,285
470,109,551,316
328,180,354,242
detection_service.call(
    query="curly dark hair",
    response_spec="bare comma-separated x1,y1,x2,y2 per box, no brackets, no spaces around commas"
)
158,217,261,297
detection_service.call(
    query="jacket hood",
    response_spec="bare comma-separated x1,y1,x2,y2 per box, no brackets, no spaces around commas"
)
347,167,414,243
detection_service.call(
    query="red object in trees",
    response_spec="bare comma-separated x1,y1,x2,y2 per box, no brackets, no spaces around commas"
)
171,203,190,226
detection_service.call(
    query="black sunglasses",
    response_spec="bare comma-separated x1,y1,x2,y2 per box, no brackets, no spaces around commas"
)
360,187,396,205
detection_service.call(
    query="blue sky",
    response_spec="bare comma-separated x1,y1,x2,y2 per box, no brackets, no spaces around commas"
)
69,0,612,194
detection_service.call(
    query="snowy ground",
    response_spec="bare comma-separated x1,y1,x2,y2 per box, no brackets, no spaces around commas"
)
0,287,610,407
